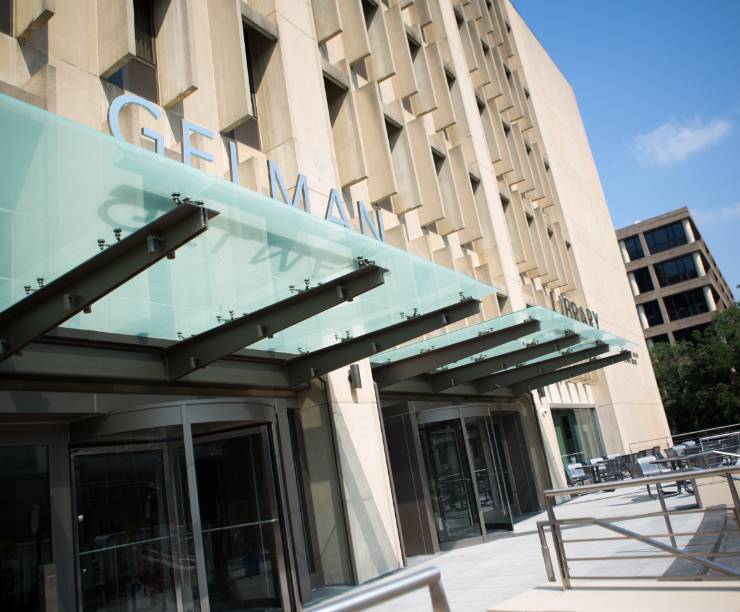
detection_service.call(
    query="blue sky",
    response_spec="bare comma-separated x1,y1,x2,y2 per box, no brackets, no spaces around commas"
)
512,0,740,300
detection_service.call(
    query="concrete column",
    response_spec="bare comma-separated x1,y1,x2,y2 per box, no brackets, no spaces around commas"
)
618,239,630,264
692,251,706,277
637,304,649,329
703,286,717,312
682,218,695,243
628,272,639,296
646,337,655,349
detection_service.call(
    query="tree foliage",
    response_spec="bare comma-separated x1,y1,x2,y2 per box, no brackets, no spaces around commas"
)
650,305,740,433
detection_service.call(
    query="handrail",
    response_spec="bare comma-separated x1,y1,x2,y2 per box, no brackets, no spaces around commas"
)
629,423,740,453
309,566,451,612
539,464,740,588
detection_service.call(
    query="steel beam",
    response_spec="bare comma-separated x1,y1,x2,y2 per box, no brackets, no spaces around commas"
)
429,332,581,391
0,202,217,362
475,342,610,393
0,336,290,389
508,350,633,394
285,298,482,386
372,318,542,389
165,264,387,380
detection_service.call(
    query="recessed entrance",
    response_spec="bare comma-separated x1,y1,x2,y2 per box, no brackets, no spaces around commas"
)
384,402,543,555
70,400,291,612
420,419,483,544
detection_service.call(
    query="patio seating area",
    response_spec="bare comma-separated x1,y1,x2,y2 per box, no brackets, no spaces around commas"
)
564,428,740,489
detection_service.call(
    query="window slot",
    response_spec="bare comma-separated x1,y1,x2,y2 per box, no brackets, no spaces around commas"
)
0,0,10,36
106,0,158,103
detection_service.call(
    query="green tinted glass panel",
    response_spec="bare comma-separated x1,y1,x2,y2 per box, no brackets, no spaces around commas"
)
0,93,496,354
370,306,630,368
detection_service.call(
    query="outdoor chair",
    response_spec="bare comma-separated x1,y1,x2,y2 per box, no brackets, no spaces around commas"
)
637,455,678,498
565,462,589,486
651,445,666,460
666,444,685,458
602,457,624,481
589,457,608,478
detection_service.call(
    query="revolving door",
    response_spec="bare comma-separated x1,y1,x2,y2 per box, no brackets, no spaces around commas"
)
70,400,291,612
418,407,515,547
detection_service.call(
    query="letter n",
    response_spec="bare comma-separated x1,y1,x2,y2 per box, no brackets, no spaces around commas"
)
357,201,385,242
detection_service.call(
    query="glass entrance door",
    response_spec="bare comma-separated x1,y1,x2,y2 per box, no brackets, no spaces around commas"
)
464,418,513,530
190,428,284,612
74,448,180,612
419,420,481,544
73,425,288,612
0,445,53,612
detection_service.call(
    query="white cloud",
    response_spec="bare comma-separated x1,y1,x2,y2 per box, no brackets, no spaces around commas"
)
692,202,740,225
632,117,732,166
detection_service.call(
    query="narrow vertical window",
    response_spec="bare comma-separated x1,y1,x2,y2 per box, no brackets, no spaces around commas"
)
0,0,11,36
227,21,275,150
107,0,159,103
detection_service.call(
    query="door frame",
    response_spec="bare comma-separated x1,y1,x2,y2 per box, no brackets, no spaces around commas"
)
186,423,292,612
416,405,521,545
70,442,183,612
0,427,76,612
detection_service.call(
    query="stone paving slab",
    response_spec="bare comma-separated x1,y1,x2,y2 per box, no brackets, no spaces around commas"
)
357,485,738,612
488,581,740,611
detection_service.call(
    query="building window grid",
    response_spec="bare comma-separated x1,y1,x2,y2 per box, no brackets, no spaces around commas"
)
644,221,688,255
642,300,664,327
663,288,709,322
622,235,644,261
654,253,699,288
632,267,653,293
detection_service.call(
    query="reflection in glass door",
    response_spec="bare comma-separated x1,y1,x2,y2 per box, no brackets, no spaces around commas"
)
420,420,481,544
191,428,284,612
0,445,53,612
465,418,513,530
74,449,180,612
73,426,287,612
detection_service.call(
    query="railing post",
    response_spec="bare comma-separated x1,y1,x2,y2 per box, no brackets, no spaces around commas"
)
656,484,676,548
545,495,570,588
537,521,556,582
692,478,703,509
429,579,451,612
726,473,740,530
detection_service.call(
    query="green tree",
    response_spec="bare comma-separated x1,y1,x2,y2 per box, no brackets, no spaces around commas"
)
650,305,740,433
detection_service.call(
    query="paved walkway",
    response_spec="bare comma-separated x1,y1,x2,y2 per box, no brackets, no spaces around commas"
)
352,484,739,612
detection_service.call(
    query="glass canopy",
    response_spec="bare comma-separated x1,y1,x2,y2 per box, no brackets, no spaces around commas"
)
370,305,631,370
0,93,496,354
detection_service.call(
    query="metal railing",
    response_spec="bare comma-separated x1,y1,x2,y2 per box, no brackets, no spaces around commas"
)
629,423,740,453
538,464,740,588
310,566,450,612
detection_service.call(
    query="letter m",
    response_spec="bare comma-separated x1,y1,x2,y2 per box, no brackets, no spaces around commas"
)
267,159,311,213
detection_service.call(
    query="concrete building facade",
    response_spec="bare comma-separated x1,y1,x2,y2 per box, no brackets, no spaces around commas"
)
616,208,735,346
0,0,670,610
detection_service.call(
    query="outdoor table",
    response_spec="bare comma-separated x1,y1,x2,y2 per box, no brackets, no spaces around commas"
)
581,463,602,483
682,449,732,468
650,456,686,470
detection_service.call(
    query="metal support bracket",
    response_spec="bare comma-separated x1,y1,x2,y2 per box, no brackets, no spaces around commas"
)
475,342,611,393
429,333,582,391
165,264,387,380
285,298,482,386
372,318,542,389
0,202,217,362
508,350,633,394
